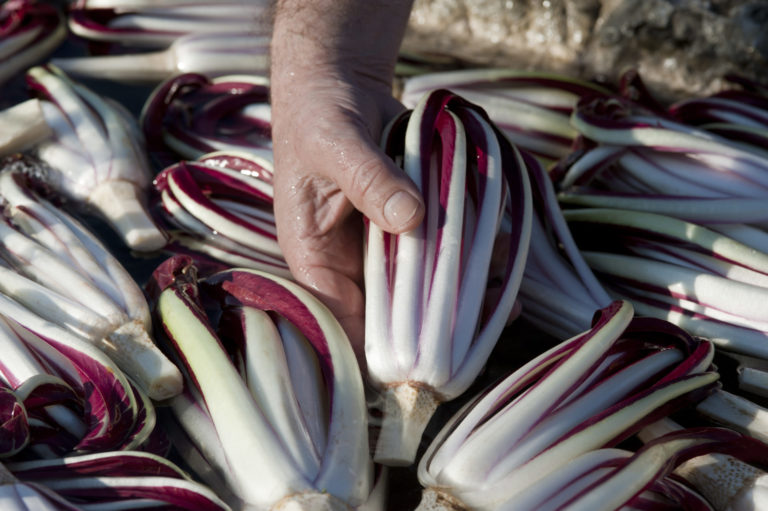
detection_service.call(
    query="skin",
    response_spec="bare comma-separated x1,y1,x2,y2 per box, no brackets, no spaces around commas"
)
270,0,423,366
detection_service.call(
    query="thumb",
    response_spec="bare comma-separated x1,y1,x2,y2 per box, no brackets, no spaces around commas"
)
318,128,424,234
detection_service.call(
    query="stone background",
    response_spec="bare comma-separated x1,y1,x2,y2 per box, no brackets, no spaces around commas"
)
403,0,768,101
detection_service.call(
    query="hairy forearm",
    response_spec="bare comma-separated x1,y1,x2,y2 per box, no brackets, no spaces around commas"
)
271,0,415,83
266,1,422,355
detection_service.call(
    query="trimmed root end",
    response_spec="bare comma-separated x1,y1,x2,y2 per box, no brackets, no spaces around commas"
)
675,454,764,510
105,320,183,400
89,180,167,252
415,488,466,511
271,492,351,511
373,383,440,466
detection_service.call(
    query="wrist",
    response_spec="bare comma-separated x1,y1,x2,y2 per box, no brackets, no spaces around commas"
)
270,0,414,86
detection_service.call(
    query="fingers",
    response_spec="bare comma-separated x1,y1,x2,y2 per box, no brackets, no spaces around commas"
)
318,123,425,235
270,46,424,235
272,170,368,367
297,264,367,373
269,70,423,364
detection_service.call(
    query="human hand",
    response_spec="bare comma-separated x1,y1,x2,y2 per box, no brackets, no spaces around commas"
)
270,0,423,366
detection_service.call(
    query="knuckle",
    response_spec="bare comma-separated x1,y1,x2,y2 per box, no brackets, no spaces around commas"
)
346,156,393,207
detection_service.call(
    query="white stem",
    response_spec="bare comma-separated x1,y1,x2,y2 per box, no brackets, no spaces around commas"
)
697,390,768,444
583,251,768,324
0,177,153,329
243,308,320,475
373,383,440,466
0,222,127,327
167,392,247,508
0,265,114,340
103,320,183,400
89,180,167,252
0,99,53,155
627,298,768,360
50,51,175,84
739,367,768,398
48,205,152,326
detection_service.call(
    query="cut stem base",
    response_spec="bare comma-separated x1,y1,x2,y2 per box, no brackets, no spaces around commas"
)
104,320,183,400
373,382,439,466
89,180,167,252
271,492,351,511
415,488,466,511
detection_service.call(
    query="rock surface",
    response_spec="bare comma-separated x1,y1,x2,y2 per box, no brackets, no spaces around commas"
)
403,0,768,100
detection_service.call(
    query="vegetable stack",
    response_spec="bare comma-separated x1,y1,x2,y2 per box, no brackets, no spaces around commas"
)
415,300,732,510
0,1,767,508
52,0,272,84
141,73,272,167
365,88,532,466
149,256,373,511
0,157,181,400
151,151,289,278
